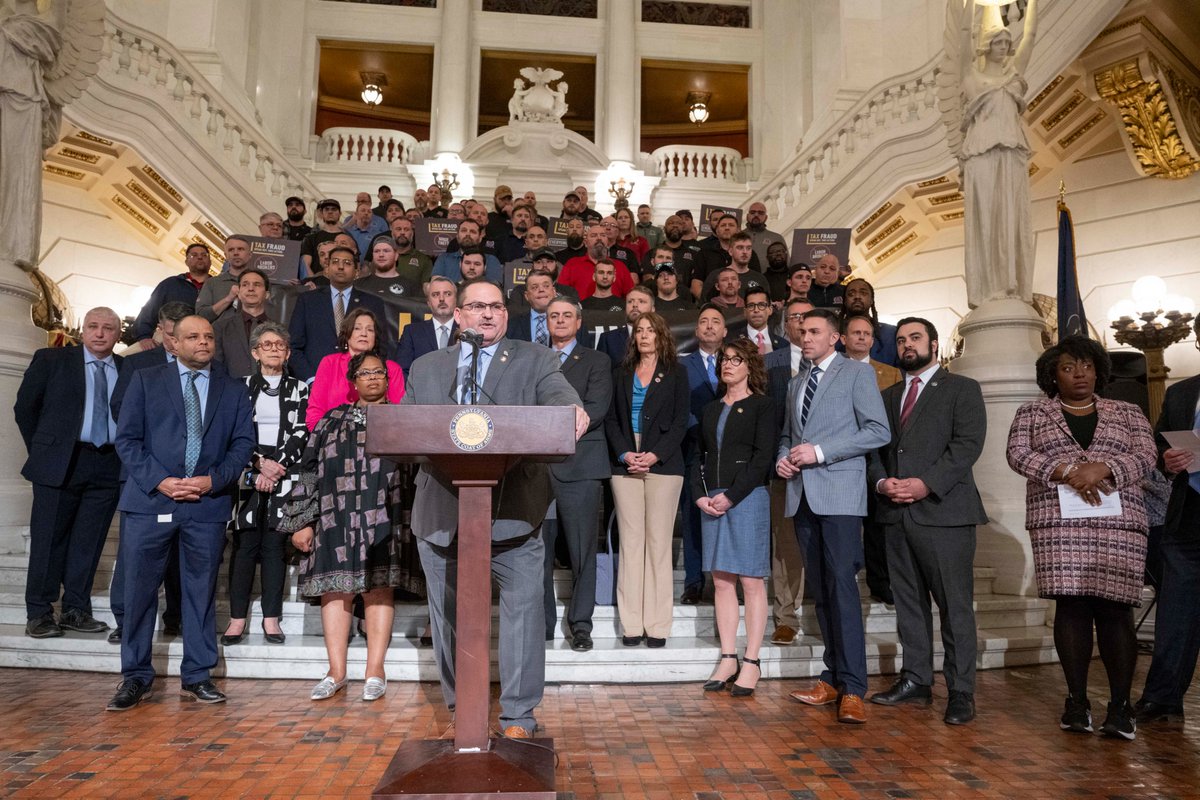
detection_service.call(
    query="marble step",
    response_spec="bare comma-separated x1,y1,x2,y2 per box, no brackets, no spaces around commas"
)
0,623,1058,683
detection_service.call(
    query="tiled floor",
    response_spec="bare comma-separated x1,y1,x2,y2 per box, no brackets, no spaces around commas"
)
1,659,1197,799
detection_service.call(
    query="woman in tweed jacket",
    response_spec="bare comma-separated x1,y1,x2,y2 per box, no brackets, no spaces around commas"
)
1006,336,1156,741
222,322,309,646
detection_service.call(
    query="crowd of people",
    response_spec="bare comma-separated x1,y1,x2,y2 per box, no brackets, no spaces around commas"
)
15,182,1199,741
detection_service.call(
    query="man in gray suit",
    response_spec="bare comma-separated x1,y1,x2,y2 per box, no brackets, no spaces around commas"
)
867,317,987,725
777,308,890,724
541,296,613,652
403,280,587,739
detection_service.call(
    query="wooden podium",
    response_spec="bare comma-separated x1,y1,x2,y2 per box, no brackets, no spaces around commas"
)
365,404,575,799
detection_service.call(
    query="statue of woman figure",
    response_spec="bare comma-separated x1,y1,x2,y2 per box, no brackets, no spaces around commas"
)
945,0,1039,308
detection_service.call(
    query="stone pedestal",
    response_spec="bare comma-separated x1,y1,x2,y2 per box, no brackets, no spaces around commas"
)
0,260,42,555
950,298,1045,597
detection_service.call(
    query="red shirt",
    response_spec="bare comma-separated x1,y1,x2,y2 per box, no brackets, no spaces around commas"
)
559,256,636,299
618,235,649,263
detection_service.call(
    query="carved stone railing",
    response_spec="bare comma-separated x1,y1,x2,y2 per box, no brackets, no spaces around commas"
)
648,144,745,182
317,127,429,166
66,12,321,233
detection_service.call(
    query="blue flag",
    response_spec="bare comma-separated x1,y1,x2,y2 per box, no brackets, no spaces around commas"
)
1056,200,1087,340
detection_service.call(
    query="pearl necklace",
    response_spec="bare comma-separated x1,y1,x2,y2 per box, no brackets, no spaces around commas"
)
1058,398,1095,411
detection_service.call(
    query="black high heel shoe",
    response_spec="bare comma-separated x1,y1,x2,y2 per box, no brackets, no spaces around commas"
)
703,653,740,692
730,656,761,697
261,622,286,645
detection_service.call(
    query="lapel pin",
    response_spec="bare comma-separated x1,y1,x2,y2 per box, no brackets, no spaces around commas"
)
737,407,744,414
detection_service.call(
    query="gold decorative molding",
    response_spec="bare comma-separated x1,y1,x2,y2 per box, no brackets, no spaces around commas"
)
854,202,893,234
201,221,226,242
1093,57,1199,179
126,181,172,221
916,176,950,189
928,192,963,207
940,211,964,222
1027,75,1065,115
76,130,115,147
866,217,905,250
1041,91,1085,131
59,147,100,165
1057,110,1108,150
141,165,184,203
43,164,86,180
112,195,161,235
875,231,919,264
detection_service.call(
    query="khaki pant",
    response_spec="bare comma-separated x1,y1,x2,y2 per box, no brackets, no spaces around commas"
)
770,479,805,629
611,472,683,639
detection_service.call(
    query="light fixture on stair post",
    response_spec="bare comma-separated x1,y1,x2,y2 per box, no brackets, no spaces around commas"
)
434,169,459,206
360,71,387,106
608,177,635,211
687,91,711,125
1108,276,1195,426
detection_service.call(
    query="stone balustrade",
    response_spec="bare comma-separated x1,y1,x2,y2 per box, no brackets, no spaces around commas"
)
317,127,428,166
648,144,745,183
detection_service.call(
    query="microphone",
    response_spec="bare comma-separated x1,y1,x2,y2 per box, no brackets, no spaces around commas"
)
458,328,484,346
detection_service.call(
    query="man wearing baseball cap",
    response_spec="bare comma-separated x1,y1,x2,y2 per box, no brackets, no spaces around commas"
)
300,198,344,273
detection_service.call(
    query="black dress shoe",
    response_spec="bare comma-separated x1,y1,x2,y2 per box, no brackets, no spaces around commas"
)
944,691,976,725
162,620,182,637
646,637,666,648
570,631,593,652
622,635,644,647
680,584,703,605
106,678,153,711
869,677,933,706
60,608,109,633
25,613,63,639
219,631,246,646
107,627,122,644
180,679,227,704
1133,699,1185,724
262,629,286,645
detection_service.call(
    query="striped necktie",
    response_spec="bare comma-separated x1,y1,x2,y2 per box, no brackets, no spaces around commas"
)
183,371,202,477
799,365,822,428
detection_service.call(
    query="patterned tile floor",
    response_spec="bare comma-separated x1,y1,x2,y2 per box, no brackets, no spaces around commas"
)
1,659,1198,799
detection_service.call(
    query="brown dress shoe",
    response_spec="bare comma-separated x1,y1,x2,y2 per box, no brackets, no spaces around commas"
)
789,680,839,706
770,625,797,645
838,694,867,724
503,725,531,739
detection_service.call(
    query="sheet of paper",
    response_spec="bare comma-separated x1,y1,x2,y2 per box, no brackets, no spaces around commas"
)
1057,485,1122,518
1161,430,1200,473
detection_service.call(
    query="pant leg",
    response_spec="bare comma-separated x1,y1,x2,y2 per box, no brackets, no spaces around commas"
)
163,537,182,627
60,449,121,615
1142,525,1200,706
227,529,261,620
909,523,977,694
679,443,705,591
416,536,458,710
258,530,287,618
862,496,891,600
541,514,561,640
109,512,127,627
120,514,177,683
886,520,934,686
493,531,546,732
611,473,648,636
177,521,228,685
770,479,805,628
794,504,834,686
809,505,868,696
643,473,683,639
552,476,600,635
25,482,82,619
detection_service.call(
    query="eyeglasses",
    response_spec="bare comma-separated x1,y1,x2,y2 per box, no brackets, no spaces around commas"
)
461,302,506,314
355,368,387,378
745,302,771,310
254,341,288,351
717,354,746,366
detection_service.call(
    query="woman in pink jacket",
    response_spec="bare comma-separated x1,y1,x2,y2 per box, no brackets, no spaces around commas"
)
306,308,404,430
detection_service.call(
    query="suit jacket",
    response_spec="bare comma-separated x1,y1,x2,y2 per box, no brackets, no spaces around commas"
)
680,350,721,434
14,346,123,487
213,310,275,379
765,345,804,433
867,367,988,528
287,287,389,381
111,347,228,422
778,353,891,517
551,345,613,482
115,362,256,522
402,338,582,546
1156,374,1200,536
726,322,788,353
506,311,589,348
597,327,629,365
396,318,457,377
605,362,691,476
690,394,778,506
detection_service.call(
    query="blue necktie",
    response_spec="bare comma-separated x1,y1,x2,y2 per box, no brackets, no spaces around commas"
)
183,371,202,477
705,354,717,390
90,361,110,446
799,365,823,428
559,349,568,365
1191,406,1200,495
534,314,549,346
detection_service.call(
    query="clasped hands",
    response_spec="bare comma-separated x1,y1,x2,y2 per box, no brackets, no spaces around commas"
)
254,458,287,493
878,477,930,504
1057,461,1113,506
156,475,213,502
696,492,731,518
622,450,659,474
775,443,818,478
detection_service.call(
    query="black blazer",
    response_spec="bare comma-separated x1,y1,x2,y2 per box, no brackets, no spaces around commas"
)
14,346,122,487
396,318,457,377
287,287,389,381
597,327,629,366
507,311,590,348
689,394,777,507
605,362,690,475
1156,374,1200,537
552,345,614,482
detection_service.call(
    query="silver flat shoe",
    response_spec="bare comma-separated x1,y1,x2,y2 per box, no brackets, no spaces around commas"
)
310,675,348,701
362,676,386,702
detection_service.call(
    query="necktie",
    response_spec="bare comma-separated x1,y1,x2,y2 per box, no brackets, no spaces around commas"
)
756,332,767,355
183,371,202,478
333,291,346,333
706,354,717,389
436,324,449,349
90,361,110,446
559,349,568,364
534,314,549,346
1190,406,1200,495
899,376,921,429
799,365,822,427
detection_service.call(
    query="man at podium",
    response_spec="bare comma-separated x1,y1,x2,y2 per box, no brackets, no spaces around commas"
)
403,279,587,738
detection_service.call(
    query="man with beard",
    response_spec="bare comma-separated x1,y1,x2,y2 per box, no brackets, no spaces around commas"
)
763,241,792,303
556,217,588,264
283,196,311,242
396,276,458,378
384,217,434,290
487,184,514,239
709,268,745,311
560,223,636,299
786,263,813,302
808,253,845,310
698,232,770,303
300,198,345,273
467,203,500,257
840,278,898,367
432,219,502,284
498,204,535,264
457,249,488,284
728,287,787,353
559,191,584,221
642,216,703,291
636,204,664,251
580,260,624,313
675,209,699,241
693,215,764,295
746,201,787,267
598,285,654,365
522,190,550,230
356,237,421,303
867,318,986,727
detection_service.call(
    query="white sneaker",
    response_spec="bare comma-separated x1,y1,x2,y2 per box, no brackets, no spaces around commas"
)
362,676,387,702
310,675,348,701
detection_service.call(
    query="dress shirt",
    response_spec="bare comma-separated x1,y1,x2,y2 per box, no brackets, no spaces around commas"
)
900,362,940,412
433,319,453,350
805,350,839,465
80,348,117,443
456,342,499,403
553,339,578,362
530,310,548,343
747,323,773,352
789,344,805,378
176,360,211,420
330,285,352,315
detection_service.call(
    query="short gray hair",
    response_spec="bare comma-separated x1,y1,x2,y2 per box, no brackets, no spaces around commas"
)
547,295,582,316
249,320,289,350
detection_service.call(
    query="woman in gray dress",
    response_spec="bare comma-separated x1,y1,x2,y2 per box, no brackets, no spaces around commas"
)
691,338,777,696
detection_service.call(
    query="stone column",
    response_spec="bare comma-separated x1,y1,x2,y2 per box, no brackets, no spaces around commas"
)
601,0,638,166
431,1,474,157
0,262,43,555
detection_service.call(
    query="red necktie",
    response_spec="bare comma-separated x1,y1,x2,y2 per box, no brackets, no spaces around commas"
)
899,376,921,428
756,332,767,355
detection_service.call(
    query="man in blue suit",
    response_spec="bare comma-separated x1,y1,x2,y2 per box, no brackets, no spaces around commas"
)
108,316,255,711
14,308,124,639
778,307,890,724
288,246,389,381
396,276,457,377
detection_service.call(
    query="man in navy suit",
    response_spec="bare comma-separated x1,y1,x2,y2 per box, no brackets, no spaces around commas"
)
14,308,124,639
597,285,655,365
288,245,389,381
108,316,255,711
396,276,457,377
506,270,557,345
727,287,788,354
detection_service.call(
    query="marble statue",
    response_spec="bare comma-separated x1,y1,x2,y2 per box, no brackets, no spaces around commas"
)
0,0,105,271
507,67,569,125
939,0,1039,309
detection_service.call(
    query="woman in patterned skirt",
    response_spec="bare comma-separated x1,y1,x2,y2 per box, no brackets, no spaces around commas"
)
282,353,405,703
1006,335,1157,740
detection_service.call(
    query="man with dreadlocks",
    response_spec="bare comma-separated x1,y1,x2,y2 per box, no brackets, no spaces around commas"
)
841,278,898,367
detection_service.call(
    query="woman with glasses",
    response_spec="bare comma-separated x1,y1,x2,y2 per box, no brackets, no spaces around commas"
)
282,353,405,702
305,308,404,430
605,312,690,647
693,339,776,696
221,323,309,646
